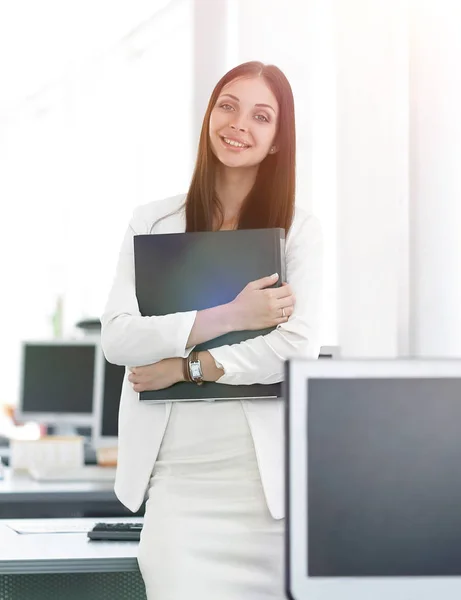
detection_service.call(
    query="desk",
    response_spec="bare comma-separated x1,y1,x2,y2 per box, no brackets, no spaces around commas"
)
0,517,146,599
0,469,145,519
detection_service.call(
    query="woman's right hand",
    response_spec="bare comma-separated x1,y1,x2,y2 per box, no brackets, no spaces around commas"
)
228,273,296,331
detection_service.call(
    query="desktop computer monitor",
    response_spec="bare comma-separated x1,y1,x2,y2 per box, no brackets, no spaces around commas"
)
285,358,461,600
17,340,101,427
92,357,126,448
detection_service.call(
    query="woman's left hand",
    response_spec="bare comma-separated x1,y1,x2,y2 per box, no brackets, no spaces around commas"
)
128,358,184,392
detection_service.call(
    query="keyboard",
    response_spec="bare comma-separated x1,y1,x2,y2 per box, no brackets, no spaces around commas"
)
28,465,117,482
87,522,143,541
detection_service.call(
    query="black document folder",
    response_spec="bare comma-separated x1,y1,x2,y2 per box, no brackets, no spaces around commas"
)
134,228,286,402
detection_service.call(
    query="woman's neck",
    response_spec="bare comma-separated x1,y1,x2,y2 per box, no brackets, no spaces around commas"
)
215,165,258,225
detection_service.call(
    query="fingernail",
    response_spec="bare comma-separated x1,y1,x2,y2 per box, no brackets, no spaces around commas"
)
271,273,278,278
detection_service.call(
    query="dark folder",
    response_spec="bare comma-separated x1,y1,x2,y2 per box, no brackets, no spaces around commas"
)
134,228,286,403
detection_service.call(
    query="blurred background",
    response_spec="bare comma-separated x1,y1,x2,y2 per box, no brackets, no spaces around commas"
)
0,0,460,415
0,0,337,410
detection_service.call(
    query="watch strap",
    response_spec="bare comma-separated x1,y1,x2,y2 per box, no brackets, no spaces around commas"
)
182,357,193,382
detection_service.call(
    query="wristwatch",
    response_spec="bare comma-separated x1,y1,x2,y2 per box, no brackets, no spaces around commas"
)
188,351,204,385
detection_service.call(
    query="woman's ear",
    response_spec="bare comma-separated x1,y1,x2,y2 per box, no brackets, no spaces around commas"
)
269,145,278,154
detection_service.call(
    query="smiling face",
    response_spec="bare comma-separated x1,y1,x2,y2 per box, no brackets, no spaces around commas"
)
209,76,279,170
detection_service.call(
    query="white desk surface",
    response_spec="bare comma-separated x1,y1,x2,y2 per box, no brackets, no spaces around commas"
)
0,517,143,574
0,469,115,497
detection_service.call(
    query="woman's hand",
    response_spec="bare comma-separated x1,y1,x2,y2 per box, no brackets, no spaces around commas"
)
229,273,295,331
128,358,184,392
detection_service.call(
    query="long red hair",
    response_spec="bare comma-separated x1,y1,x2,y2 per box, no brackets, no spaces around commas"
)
185,61,296,233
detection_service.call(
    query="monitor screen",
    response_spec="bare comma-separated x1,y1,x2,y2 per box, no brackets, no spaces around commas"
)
20,342,96,415
100,360,125,438
307,377,461,577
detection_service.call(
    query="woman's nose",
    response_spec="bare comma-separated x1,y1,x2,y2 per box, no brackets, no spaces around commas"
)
230,122,248,133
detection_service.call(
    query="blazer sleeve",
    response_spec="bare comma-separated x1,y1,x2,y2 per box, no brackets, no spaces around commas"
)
100,206,197,366
207,213,323,385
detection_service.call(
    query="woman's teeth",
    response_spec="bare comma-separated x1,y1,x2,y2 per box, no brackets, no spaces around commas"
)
223,137,248,149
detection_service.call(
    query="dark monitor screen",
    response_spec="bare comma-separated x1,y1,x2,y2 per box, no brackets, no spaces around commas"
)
101,360,125,437
21,343,96,414
308,377,461,577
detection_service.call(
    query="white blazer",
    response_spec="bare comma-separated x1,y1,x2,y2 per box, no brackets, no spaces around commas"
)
101,194,323,520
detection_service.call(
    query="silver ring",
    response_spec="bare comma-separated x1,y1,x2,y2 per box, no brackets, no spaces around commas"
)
281,307,286,318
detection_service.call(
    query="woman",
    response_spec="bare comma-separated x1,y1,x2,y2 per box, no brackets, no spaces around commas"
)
101,61,323,599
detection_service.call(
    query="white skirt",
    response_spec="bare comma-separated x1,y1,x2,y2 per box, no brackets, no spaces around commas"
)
137,400,285,600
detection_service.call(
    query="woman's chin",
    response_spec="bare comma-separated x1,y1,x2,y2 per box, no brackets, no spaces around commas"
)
215,152,258,170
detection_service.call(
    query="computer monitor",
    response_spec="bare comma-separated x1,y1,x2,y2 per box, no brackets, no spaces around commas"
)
92,357,126,448
17,340,102,427
285,358,461,600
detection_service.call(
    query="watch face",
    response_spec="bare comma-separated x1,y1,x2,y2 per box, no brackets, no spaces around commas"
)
190,362,202,379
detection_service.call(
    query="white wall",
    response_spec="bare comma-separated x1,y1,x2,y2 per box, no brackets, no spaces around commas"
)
334,0,409,358
409,0,461,357
192,0,229,146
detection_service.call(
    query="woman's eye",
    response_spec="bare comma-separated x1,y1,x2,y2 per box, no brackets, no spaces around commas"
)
220,103,234,111
255,114,269,123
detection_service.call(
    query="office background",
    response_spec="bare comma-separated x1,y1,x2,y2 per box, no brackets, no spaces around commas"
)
0,3,459,598
0,0,460,415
